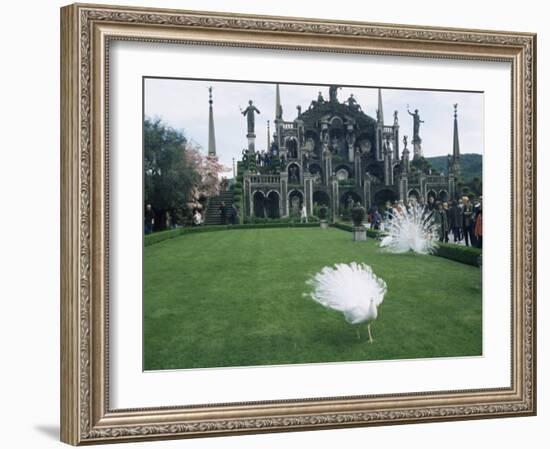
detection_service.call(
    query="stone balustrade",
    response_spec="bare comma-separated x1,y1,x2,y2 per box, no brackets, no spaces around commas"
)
249,174,281,185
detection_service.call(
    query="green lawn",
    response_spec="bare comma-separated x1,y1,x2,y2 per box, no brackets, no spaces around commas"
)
144,228,482,370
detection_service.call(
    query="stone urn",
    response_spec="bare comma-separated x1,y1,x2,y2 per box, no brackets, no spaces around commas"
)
319,206,329,229
351,205,367,241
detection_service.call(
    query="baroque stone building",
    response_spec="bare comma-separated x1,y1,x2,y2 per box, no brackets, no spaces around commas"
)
240,85,461,221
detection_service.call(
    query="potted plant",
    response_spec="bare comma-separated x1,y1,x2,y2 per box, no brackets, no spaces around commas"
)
319,205,329,229
351,204,367,241
351,204,366,226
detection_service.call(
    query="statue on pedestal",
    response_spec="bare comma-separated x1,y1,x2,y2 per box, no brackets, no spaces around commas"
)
329,86,340,102
241,100,260,134
407,105,424,142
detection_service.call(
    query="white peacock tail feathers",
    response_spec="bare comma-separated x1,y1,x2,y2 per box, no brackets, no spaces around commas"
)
305,262,387,325
380,204,439,255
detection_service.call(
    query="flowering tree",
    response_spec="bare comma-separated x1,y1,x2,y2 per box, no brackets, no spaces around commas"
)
184,145,229,211
144,117,228,229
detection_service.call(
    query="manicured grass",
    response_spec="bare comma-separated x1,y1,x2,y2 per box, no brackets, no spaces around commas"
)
143,228,482,370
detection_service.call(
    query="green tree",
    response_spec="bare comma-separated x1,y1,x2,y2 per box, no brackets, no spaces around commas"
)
144,118,197,229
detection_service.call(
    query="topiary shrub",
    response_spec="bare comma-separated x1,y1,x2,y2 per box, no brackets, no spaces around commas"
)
351,205,366,226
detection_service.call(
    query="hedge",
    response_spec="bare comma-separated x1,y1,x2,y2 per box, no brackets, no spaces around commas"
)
331,222,382,239
433,242,482,267
144,222,319,246
244,216,320,225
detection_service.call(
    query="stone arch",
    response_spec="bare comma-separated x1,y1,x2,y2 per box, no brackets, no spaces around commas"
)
288,162,301,184
334,164,352,181
330,116,344,128
427,189,437,200
408,188,421,202
373,188,397,208
313,190,330,207
252,190,266,218
309,163,323,183
265,190,281,218
340,191,362,209
439,189,449,202
304,130,320,155
288,189,304,217
285,136,298,159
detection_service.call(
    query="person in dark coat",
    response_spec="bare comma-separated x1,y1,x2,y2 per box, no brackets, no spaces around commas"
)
442,202,450,243
144,204,155,234
462,196,475,247
219,201,227,225
371,207,382,230
427,195,436,211
448,200,462,243
230,204,239,225
432,202,449,242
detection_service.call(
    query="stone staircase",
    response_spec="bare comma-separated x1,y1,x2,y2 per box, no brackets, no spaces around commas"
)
204,191,235,225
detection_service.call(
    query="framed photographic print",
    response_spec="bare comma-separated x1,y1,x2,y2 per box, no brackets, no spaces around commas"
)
60,3,537,445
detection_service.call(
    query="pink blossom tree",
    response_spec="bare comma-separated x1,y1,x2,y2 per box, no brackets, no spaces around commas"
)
184,144,229,210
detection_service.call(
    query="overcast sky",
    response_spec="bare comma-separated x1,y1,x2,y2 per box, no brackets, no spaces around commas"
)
144,78,484,176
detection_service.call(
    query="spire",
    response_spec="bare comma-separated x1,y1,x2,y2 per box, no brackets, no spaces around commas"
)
267,120,271,150
377,88,384,124
453,103,460,159
275,83,282,120
207,87,216,157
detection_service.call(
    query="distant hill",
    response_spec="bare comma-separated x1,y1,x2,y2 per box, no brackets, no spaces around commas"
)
425,153,482,182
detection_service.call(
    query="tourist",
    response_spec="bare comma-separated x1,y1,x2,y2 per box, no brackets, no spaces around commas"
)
449,200,462,243
300,203,308,223
442,202,450,242
384,201,393,221
144,203,155,234
474,197,483,248
462,196,475,246
372,207,382,230
433,202,449,242
219,201,227,225
230,204,239,225
427,195,436,211
192,209,203,226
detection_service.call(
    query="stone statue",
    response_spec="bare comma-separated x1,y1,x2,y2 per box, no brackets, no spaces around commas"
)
317,91,325,103
403,135,408,149
394,110,399,125
329,86,340,102
407,105,424,142
346,131,356,150
242,100,260,134
347,94,359,109
296,105,302,115
289,165,299,183
384,136,393,156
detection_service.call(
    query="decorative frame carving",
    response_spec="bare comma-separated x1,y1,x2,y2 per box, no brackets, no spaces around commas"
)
60,3,536,445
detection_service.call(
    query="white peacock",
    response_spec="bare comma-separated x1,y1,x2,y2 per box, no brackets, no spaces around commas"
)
380,203,439,255
305,262,387,343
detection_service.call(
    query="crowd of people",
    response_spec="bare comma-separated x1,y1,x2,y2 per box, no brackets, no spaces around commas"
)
369,195,482,248
216,202,239,225
243,148,278,170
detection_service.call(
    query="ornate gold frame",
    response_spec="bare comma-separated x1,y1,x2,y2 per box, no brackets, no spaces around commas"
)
60,3,537,445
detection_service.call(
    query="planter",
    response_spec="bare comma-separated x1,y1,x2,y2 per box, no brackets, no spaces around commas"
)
352,225,367,241
320,219,329,229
